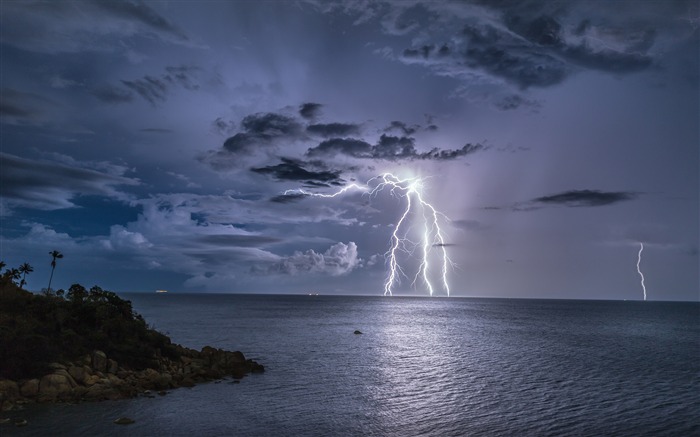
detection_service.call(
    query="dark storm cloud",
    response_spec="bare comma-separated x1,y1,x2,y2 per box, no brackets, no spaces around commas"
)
223,113,303,154
120,65,200,106
493,94,541,111
306,138,373,159
0,101,34,118
0,0,189,54
533,190,638,207
211,117,236,136
197,234,281,247
402,30,570,89
299,102,323,119
0,88,53,123
122,76,168,105
306,135,485,161
388,3,657,89
0,152,138,213
269,192,309,204
307,122,361,137
95,0,189,42
241,112,302,138
90,85,134,103
201,111,307,169
484,189,639,211
141,128,172,134
251,158,344,186
384,121,419,135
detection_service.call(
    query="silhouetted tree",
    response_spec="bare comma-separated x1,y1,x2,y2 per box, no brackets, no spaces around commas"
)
47,250,63,294
4,268,21,285
19,263,33,289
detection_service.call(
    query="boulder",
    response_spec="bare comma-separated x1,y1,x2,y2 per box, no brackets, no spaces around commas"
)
68,365,87,384
0,380,20,410
91,350,108,373
20,379,40,398
107,359,118,374
250,362,265,373
84,383,116,401
84,375,101,386
155,373,173,390
38,374,73,401
52,369,78,388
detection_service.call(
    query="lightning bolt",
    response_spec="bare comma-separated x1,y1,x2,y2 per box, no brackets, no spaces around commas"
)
284,183,369,198
636,242,647,301
284,173,453,296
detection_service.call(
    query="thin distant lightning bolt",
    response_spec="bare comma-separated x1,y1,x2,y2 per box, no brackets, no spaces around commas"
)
284,183,368,198
285,173,453,296
636,242,647,301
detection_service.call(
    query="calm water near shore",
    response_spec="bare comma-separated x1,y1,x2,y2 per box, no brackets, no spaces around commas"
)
3,294,699,436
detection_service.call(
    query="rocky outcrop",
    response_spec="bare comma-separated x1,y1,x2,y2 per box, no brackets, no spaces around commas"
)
0,347,264,411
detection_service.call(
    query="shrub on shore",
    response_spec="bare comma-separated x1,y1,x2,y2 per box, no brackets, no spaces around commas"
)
0,277,178,380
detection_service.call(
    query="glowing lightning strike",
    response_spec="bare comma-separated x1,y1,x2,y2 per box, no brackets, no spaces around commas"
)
285,173,453,296
636,242,647,301
284,183,368,198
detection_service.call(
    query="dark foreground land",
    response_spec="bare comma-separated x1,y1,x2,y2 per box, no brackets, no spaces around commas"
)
0,278,263,414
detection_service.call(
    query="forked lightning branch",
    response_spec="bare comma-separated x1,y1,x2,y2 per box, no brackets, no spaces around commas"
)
285,173,454,296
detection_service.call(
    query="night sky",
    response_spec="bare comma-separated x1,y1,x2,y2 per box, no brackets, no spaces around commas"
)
1,0,698,300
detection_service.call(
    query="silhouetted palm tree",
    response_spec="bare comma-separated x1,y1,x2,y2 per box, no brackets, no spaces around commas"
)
6,268,21,285
18,263,34,289
0,261,6,271
47,250,63,294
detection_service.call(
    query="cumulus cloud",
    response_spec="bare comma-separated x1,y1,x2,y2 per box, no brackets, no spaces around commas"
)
263,241,361,276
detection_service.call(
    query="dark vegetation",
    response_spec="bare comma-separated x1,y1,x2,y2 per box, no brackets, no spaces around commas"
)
0,270,179,381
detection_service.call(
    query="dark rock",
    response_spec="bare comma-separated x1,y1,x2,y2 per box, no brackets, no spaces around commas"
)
20,379,40,398
114,417,135,425
354,330,363,335
91,351,108,373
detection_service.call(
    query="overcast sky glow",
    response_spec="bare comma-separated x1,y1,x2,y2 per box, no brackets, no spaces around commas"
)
1,0,698,300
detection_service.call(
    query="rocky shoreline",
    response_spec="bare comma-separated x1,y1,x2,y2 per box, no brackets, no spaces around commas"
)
0,345,264,413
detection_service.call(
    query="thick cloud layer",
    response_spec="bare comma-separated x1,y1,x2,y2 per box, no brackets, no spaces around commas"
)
263,241,361,276
0,153,138,214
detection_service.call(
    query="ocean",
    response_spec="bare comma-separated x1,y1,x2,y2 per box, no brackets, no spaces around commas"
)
3,294,699,436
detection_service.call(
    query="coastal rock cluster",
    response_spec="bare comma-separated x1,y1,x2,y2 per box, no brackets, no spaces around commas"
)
0,346,263,411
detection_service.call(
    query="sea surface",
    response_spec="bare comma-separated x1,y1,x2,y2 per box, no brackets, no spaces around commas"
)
3,295,699,436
